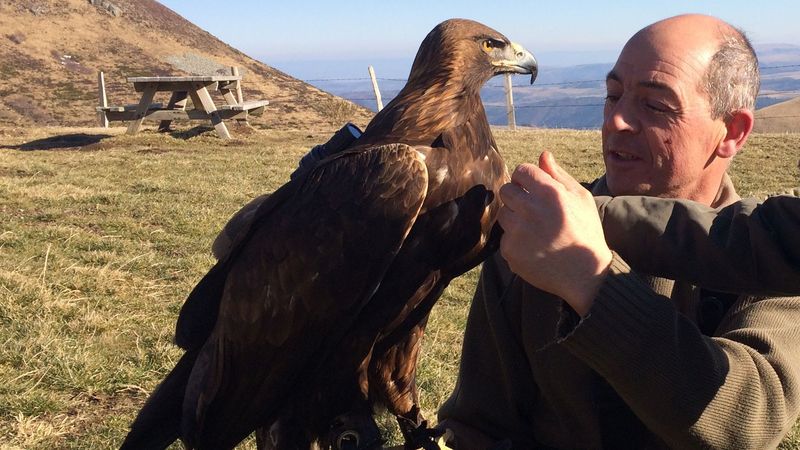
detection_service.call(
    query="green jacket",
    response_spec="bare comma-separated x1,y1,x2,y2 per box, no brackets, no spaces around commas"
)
596,189,800,296
439,177,800,449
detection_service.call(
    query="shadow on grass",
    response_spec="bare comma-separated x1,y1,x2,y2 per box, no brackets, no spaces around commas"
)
1,125,255,152
167,125,215,140
1,133,113,151
167,124,256,140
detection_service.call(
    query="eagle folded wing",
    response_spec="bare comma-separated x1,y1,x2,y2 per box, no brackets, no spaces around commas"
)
177,143,430,446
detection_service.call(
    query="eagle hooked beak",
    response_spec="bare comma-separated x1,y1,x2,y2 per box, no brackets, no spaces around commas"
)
492,42,538,84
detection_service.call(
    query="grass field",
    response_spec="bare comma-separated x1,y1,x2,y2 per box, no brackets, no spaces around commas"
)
1,125,799,448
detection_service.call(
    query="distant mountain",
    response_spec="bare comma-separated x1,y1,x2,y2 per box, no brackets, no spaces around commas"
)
756,43,800,65
0,0,372,129
757,43,800,117
310,43,800,130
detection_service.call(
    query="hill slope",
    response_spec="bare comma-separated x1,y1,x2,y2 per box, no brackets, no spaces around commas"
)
754,96,800,133
0,0,373,130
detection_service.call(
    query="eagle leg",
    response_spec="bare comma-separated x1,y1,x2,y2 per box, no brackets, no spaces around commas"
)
396,405,445,450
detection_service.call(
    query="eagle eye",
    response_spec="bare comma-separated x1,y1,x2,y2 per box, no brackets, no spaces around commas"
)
482,39,505,52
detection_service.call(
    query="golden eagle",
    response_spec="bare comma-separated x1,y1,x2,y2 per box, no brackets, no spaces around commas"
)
121,18,537,450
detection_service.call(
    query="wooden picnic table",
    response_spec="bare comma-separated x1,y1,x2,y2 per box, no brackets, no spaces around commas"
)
97,72,269,139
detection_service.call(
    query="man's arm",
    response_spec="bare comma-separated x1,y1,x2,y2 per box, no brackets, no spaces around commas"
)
596,192,800,296
559,256,800,449
498,151,800,312
498,153,800,447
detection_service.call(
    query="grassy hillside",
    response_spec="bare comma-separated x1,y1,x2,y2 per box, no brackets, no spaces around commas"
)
0,126,799,448
0,0,372,130
755,96,800,133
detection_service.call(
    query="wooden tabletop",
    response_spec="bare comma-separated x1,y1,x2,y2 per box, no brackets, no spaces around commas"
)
127,75,241,83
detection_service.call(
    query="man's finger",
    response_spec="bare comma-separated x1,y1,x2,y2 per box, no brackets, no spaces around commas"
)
497,204,522,234
510,162,557,195
538,151,585,194
499,183,529,215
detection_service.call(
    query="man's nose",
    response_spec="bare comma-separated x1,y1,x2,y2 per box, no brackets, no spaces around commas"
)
603,97,639,133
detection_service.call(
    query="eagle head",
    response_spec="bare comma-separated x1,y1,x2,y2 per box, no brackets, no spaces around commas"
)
408,18,538,88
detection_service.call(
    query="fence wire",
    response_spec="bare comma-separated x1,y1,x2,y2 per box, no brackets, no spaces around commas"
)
299,63,800,120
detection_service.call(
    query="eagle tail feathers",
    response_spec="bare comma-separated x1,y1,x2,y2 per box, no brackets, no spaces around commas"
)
119,349,198,449
175,261,228,351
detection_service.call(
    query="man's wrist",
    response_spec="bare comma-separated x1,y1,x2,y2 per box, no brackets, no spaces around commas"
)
564,247,613,316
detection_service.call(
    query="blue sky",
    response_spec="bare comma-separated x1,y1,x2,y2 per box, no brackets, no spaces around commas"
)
159,1,800,78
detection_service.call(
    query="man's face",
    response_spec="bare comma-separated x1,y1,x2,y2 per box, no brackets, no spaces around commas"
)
601,29,729,202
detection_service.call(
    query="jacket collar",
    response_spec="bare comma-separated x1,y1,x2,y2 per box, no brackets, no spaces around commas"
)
589,173,740,208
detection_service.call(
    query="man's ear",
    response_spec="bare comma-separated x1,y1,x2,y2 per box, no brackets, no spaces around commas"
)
717,109,754,159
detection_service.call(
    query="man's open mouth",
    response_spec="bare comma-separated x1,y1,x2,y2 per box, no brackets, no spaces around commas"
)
609,150,641,161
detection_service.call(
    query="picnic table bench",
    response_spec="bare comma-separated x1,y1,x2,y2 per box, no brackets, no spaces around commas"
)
96,68,269,139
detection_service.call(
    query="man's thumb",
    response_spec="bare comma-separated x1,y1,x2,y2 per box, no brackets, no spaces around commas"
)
539,151,583,192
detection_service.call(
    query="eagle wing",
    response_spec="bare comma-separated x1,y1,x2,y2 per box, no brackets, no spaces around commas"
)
178,143,429,447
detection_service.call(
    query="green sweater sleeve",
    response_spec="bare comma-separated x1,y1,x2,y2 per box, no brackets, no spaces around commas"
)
596,194,800,296
560,254,800,449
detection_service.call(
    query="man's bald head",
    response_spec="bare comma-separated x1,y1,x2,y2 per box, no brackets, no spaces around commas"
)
603,14,757,204
630,14,760,120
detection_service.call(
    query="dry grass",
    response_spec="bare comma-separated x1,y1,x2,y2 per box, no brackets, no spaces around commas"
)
0,125,799,448
754,97,800,134
316,98,367,127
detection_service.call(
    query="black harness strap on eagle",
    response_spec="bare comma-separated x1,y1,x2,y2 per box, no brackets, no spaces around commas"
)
121,18,537,450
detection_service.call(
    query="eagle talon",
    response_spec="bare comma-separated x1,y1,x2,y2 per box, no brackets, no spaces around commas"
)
398,417,445,450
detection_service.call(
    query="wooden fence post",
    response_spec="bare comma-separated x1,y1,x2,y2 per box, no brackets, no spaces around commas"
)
368,65,383,112
504,73,516,131
98,71,109,128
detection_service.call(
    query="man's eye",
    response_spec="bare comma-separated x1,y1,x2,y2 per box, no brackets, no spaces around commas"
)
605,95,620,103
645,101,670,112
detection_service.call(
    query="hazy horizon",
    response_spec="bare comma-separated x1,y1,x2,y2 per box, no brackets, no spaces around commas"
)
263,49,627,81
159,0,800,80
263,43,800,82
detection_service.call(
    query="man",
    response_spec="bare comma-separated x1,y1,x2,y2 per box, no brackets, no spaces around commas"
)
437,14,800,449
